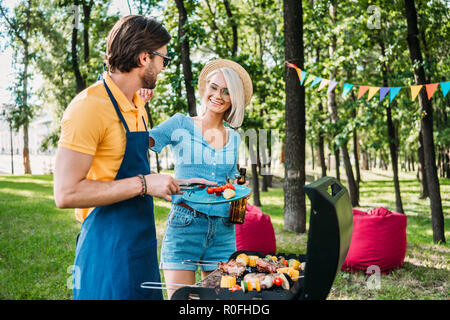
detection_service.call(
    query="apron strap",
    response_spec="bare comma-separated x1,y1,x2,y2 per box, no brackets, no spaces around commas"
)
103,78,130,133
142,115,148,131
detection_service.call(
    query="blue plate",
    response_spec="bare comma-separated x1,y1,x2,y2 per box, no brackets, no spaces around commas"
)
182,185,251,204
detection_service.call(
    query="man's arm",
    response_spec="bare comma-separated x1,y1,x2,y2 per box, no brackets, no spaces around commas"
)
54,147,180,208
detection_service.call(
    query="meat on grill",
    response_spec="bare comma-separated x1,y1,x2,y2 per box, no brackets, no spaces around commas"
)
255,258,279,273
218,260,246,277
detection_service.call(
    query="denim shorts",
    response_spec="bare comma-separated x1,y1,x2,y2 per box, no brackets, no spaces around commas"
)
160,205,236,271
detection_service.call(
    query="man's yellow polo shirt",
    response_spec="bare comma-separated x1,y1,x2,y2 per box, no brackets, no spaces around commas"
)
58,72,148,223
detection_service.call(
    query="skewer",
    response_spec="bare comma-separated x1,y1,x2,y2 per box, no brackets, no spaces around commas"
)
182,259,220,267
140,281,201,290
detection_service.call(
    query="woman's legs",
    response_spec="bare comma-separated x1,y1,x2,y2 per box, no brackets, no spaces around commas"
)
163,269,196,300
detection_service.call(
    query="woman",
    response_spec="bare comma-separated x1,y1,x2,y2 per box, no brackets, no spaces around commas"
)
148,59,252,299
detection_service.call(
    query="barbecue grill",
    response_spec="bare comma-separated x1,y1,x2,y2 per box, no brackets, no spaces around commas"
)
143,176,353,300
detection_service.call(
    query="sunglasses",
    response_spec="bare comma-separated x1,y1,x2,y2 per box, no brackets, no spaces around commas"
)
151,51,171,67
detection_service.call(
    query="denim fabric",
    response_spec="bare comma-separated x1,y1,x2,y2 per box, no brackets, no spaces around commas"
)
148,113,240,217
160,205,236,271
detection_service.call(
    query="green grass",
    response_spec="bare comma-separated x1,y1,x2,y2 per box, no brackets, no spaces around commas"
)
0,172,448,300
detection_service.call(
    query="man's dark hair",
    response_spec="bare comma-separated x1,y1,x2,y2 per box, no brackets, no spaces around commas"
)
105,15,171,73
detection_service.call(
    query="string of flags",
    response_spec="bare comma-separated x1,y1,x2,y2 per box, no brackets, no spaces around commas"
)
286,62,450,102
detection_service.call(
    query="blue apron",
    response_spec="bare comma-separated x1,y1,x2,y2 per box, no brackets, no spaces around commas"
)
72,78,163,300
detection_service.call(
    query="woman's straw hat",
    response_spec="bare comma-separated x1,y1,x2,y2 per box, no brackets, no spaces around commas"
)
198,59,253,107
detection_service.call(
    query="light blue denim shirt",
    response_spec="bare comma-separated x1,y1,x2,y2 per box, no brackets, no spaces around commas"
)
149,113,240,217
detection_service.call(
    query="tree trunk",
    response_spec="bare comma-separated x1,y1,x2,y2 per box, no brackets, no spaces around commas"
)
417,132,428,198
249,136,261,206
404,0,445,243
82,0,93,63
144,102,161,173
72,0,86,93
22,1,31,174
175,0,197,116
326,1,358,206
223,0,238,57
283,0,306,234
380,39,403,213
350,90,361,184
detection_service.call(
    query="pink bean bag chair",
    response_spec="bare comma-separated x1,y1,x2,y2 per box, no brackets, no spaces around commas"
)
235,204,276,255
342,207,407,274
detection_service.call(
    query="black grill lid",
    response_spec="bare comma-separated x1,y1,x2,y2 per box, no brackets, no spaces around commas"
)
302,176,353,300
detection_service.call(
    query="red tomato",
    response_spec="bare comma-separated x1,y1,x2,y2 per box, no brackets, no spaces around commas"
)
198,184,206,189
274,277,283,286
283,260,288,266
206,187,214,194
226,183,235,190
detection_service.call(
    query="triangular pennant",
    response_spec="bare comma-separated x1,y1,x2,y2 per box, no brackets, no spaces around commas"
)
342,83,354,98
411,85,423,101
379,87,390,101
389,87,401,102
285,62,298,69
441,81,450,97
425,83,439,100
304,74,315,86
357,86,369,99
327,80,338,93
300,71,307,85
318,79,330,91
295,68,303,83
310,76,322,87
367,87,380,100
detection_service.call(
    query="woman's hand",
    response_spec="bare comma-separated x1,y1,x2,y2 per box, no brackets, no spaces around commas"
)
138,88,153,103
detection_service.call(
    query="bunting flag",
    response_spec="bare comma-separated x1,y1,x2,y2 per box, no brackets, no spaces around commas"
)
411,85,423,101
327,80,338,93
380,87,390,101
357,86,369,99
367,87,380,100
295,68,303,84
342,83,354,98
318,79,330,91
390,87,401,102
300,70,307,85
310,76,322,87
285,62,449,103
304,74,315,86
439,81,449,98
425,83,439,100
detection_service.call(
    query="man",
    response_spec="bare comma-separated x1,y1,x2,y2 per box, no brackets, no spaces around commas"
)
54,15,212,300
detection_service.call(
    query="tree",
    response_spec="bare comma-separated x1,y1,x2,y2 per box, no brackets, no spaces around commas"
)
283,0,306,234
174,0,197,116
0,0,36,174
404,0,445,243
326,0,359,207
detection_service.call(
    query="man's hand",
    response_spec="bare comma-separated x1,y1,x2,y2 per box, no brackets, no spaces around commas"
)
145,174,181,202
175,178,218,187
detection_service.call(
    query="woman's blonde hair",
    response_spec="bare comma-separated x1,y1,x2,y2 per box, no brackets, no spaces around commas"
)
200,67,245,128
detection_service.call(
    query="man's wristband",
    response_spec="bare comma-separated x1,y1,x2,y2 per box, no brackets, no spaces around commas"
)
137,174,147,197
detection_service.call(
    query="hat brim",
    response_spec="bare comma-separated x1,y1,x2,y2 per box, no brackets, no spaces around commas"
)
198,59,253,107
